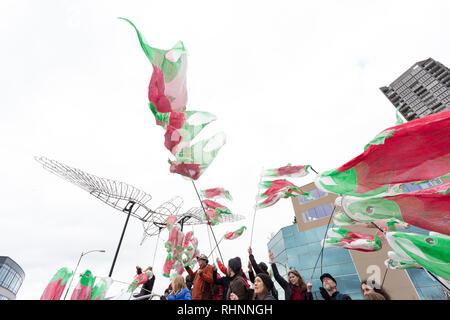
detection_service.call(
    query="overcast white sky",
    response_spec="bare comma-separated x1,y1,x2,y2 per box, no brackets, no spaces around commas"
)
1,0,449,300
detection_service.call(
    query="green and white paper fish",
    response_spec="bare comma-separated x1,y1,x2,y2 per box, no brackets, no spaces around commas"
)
385,232,450,280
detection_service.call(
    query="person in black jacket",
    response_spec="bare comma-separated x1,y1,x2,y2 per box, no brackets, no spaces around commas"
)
212,264,228,300
185,274,193,291
268,250,313,300
160,288,170,300
133,266,155,298
248,247,278,299
319,273,351,300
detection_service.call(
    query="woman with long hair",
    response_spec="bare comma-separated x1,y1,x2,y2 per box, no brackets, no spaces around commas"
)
253,274,276,300
167,275,192,300
229,273,275,300
269,250,313,300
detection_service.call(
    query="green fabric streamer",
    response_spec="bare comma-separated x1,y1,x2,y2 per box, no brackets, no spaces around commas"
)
119,17,186,83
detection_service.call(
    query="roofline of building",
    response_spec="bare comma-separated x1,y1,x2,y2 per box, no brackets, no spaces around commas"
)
0,256,25,278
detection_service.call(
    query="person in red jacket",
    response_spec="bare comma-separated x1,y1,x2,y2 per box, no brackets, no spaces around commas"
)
185,254,214,300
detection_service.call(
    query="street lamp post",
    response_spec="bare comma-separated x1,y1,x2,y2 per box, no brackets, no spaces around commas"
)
63,249,106,300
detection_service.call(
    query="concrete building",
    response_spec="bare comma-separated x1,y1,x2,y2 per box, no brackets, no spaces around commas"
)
267,181,448,300
0,257,25,300
380,58,450,121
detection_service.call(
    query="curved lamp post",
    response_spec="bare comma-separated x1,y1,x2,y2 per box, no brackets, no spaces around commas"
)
63,249,106,300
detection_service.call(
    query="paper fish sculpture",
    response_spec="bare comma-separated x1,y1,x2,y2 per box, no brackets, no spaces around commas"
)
40,267,73,300
315,110,450,197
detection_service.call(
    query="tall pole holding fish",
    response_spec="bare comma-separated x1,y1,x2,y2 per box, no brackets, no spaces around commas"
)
63,249,105,300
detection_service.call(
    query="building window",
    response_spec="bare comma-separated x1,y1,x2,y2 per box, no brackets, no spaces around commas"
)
0,263,23,294
301,202,334,223
402,178,442,193
298,188,328,204
0,266,8,282
268,224,363,300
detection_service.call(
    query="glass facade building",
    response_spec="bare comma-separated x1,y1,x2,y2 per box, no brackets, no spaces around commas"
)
0,257,25,300
271,178,448,300
268,224,364,300
267,223,448,300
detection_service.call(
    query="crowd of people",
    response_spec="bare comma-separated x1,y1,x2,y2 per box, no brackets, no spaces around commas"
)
136,247,390,301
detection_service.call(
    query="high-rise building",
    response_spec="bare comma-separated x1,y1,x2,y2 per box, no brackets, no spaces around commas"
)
0,257,25,300
267,180,448,300
380,58,450,121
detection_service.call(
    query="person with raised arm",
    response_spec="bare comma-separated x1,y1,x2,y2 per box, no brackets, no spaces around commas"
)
248,246,278,299
269,250,313,300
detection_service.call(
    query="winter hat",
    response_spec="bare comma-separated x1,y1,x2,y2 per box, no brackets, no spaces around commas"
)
320,273,337,285
258,262,268,273
228,257,242,274
257,273,274,291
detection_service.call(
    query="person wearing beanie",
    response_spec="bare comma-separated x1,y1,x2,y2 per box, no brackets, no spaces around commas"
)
226,257,249,300
269,251,313,300
319,273,351,300
248,247,278,299
229,273,275,301
252,273,276,300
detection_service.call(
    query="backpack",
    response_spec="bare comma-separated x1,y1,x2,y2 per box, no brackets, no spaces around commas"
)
335,293,346,300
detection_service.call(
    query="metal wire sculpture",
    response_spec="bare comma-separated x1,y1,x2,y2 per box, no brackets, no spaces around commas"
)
141,205,245,243
35,156,164,276
35,157,245,229
36,156,245,227
35,156,246,275
35,156,154,221
140,196,184,244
